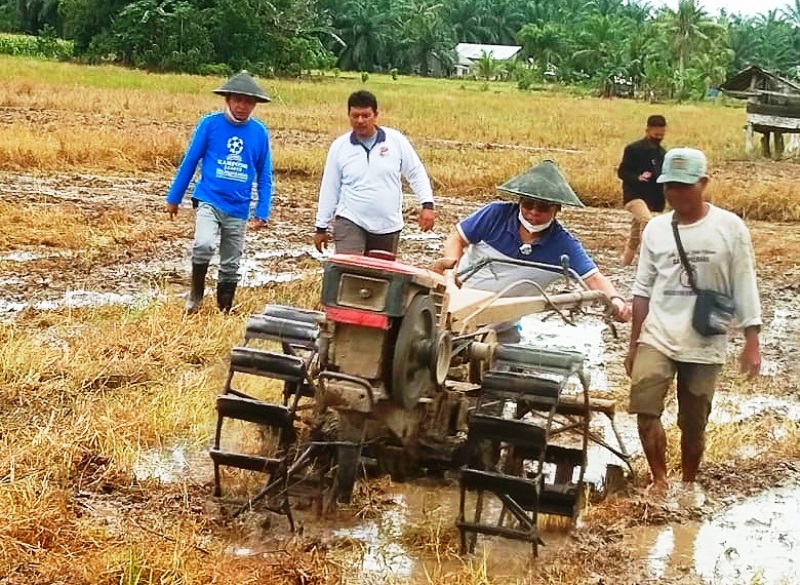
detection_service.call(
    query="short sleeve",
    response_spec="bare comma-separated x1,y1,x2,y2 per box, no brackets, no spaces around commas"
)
459,202,507,244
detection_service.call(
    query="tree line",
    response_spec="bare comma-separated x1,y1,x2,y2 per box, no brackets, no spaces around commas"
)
2,0,800,99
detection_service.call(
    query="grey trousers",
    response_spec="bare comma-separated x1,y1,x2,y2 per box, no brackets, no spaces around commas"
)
333,216,401,256
192,202,247,283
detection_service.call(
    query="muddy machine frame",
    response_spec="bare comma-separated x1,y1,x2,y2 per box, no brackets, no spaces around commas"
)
209,252,630,554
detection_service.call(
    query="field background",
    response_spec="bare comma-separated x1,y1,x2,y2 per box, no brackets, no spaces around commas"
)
1,57,799,585
1,55,798,221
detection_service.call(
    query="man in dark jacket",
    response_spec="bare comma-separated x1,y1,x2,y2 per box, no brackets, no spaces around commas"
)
617,115,667,266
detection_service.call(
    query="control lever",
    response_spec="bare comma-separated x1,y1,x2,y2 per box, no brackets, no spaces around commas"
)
560,254,571,284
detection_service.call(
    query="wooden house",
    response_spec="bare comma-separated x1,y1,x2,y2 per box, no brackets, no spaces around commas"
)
719,66,800,158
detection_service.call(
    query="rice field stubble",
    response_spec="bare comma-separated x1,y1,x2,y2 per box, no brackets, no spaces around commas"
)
1,57,799,584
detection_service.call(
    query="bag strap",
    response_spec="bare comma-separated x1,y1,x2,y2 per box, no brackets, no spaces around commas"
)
671,216,699,292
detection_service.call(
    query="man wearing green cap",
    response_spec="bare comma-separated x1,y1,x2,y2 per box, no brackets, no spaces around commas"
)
626,147,761,496
434,161,630,339
165,70,273,314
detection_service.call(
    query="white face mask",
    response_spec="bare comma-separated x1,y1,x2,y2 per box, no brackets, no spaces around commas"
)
519,210,553,233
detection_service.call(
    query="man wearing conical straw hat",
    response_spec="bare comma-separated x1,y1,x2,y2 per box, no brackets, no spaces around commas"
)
165,70,273,314
434,160,630,342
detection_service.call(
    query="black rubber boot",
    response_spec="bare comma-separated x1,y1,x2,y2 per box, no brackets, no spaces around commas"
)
185,262,209,314
216,281,237,313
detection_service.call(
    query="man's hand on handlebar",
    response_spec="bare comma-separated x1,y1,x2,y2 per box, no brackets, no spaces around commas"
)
610,296,631,323
431,257,458,274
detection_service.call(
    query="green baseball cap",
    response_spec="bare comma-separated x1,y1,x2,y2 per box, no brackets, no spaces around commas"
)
657,148,707,184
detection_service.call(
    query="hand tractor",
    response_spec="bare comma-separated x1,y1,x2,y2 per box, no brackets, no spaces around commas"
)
208,250,631,555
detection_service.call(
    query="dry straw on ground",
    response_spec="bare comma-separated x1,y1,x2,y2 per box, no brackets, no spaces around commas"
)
1,55,799,220
1,55,799,585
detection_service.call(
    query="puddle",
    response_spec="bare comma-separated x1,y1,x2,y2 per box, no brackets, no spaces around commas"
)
694,484,800,584
647,525,677,580
401,232,443,242
638,483,800,584
34,290,158,310
519,313,610,392
132,445,208,484
234,245,319,288
763,308,792,342
401,231,444,252
583,412,640,486
312,482,550,582
0,289,162,315
761,308,800,376
738,304,800,378
0,298,28,313
518,313,638,488
238,264,305,287
332,504,415,578
0,250,65,262
711,392,800,425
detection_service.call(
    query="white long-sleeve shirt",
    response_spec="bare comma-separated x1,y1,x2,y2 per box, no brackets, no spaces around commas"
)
632,204,762,364
315,127,434,234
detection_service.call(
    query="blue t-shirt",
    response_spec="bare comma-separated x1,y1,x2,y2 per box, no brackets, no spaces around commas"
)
457,201,598,294
166,112,273,221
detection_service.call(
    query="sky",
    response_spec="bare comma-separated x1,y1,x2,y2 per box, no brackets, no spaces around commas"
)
656,0,790,17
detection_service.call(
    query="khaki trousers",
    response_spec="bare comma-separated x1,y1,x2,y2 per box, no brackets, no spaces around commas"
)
628,344,720,439
624,198,652,254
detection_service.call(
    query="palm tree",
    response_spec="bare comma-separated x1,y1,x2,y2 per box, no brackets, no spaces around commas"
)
331,0,395,71
753,11,797,74
517,22,569,70
781,0,800,27
656,0,724,98
16,0,62,34
723,14,760,72
397,0,455,75
482,0,525,45
447,0,492,43
473,50,502,80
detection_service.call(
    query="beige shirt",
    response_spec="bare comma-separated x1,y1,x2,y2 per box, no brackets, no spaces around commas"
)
632,204,762,364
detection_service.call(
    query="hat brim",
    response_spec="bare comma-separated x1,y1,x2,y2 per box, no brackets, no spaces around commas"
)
496,161,585,207
213,89,271,103
656,173,702,184
497,187,566,206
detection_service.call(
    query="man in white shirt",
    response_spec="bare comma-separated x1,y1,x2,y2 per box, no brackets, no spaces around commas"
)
313,90,435,256
626,147,762,495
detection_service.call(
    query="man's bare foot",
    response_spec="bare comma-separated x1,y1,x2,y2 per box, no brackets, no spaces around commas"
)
645,479,670,497
677,481,706,508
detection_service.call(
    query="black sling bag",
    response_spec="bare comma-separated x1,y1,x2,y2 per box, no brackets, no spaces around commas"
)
671,219,735,337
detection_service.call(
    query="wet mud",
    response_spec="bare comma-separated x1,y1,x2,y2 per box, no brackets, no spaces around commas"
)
3,169,800,583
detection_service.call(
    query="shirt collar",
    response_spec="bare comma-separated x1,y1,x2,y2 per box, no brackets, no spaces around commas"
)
349,126,386,145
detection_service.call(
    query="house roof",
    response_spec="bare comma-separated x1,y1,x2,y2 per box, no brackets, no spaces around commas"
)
455,43,522,63
719,65,800,98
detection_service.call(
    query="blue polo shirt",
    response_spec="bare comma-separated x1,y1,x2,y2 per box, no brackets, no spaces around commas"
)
456,201,598,294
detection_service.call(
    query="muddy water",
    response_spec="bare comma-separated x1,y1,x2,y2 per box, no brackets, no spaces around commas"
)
520,312,611,392
632,482,800,584
216,479,555,582
0,289,162,315
132,444,212,485
317,481,559,582
519,313,638,488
